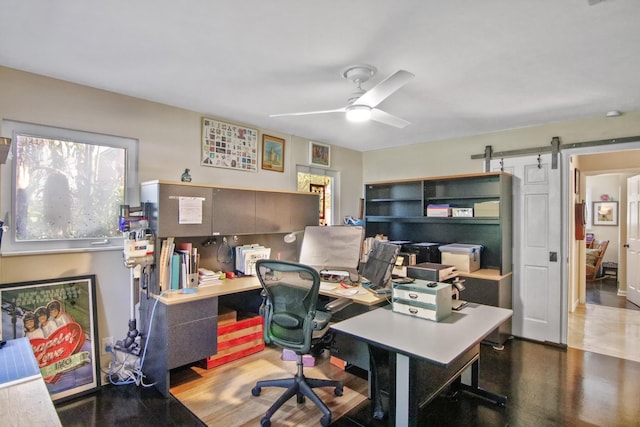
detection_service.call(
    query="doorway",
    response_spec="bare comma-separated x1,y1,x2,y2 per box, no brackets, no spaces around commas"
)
566,147,640,362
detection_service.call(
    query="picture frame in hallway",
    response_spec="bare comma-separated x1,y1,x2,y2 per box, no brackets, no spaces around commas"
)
593,201,618,226
261,134,285,172
309,141,330,167
0,275,100,402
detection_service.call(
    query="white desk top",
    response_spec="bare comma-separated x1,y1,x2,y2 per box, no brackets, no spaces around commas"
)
0,338,62,426
154,276,388,307
331,303,512,367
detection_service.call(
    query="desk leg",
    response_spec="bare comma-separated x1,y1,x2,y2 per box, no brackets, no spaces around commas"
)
392,353,420,427
456,359,507,406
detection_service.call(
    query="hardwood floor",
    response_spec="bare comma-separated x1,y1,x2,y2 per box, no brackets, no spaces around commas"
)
55,280,640,426
569,277,640,362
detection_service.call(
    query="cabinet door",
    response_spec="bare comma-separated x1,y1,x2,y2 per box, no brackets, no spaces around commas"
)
212,188,256,235
156,184,213,237
291,193,320,231
255,191,290,233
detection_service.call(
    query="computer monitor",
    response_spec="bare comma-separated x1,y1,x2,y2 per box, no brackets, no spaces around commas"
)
360,240,400,294
298,226,364,281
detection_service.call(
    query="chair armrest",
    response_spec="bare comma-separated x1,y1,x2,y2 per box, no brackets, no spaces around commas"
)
312,310,331,330
323,297,353,313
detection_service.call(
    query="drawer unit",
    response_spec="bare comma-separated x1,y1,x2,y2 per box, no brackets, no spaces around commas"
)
392,280,452,322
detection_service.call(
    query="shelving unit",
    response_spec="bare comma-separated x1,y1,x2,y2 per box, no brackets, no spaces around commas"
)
364,172,513,346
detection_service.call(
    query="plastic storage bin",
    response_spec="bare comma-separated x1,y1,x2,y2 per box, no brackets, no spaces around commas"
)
438,244,483,273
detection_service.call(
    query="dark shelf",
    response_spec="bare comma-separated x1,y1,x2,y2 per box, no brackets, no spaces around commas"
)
368,198,423,203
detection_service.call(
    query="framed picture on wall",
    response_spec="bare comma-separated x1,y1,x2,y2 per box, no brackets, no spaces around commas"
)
593,201,618,226
309,141,330,167
261,134,285,172
0,275,100,402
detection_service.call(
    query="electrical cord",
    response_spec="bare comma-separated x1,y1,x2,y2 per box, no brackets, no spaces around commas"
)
105,296,159,387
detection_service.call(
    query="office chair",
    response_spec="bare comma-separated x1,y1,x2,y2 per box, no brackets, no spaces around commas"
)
251,259,343,427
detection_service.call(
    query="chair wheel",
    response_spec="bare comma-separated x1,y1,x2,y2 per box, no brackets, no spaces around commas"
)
260,416,271,427
251,386,261,396
320,414,331,427
297,393,305,404
334,386,343,396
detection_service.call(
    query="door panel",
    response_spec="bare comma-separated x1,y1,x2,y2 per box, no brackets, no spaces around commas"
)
491,154,562,343
627,175,640,306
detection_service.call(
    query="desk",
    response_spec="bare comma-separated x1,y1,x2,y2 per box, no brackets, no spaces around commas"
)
0,338,62,426
144,276,388,397
331,303,513,426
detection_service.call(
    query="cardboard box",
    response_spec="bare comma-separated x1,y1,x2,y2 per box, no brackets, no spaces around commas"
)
474,201,500,217
201,315,264,369
438,244,483,273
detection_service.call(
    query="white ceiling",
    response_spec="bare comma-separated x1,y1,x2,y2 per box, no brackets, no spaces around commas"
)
1,1,639,152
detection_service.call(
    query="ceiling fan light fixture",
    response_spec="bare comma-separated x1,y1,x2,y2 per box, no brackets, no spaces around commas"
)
346,105,372,122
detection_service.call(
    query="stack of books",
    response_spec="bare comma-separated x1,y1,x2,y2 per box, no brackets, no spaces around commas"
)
426,204,451,217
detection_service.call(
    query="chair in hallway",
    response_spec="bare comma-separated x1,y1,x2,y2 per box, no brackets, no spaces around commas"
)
586,239,609,281
251,259,343,427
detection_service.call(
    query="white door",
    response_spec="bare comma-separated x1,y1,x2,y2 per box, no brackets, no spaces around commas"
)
490,154,563,343
627,175,640,307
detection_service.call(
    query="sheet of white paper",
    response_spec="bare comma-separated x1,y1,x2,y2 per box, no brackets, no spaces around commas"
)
178,197,204,224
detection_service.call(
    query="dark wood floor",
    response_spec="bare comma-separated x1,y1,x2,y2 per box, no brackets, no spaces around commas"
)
55,338,640,426
586,276,640,311
55,282,640,426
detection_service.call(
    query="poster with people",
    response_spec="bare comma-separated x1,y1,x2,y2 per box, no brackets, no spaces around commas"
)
0,275,99,401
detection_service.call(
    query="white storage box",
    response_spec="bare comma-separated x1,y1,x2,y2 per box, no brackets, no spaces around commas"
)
438,244,483,273
452,207,473,217
392,281,452,322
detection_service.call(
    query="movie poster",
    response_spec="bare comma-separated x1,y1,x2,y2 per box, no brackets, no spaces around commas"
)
0,275,99,401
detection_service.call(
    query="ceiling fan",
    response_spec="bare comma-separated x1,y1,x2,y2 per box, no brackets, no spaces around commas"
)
270,64,415,128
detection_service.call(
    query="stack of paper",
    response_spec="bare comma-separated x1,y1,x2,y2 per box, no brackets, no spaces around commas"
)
235,244,271,276
198,268,223,287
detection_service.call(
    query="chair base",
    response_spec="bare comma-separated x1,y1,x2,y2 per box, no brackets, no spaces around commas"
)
251,360,343,427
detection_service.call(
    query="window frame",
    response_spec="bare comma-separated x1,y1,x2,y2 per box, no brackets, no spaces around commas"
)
1,120,139,255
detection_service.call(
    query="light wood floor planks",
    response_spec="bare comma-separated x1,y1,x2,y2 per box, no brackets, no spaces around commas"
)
170,346,368,426
568,303,640,363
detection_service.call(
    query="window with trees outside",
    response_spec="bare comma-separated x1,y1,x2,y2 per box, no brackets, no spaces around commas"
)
297,166,335,226
1,120,138,254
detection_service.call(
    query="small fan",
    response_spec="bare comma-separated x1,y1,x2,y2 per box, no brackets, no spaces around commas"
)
270,64,414,128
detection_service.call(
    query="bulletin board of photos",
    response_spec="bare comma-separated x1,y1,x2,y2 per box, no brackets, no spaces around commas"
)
201,117,258,172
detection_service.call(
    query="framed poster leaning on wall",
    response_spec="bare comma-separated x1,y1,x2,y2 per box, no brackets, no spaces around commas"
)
0,275,100,402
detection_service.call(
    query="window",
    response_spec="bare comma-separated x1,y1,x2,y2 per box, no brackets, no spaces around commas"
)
1,120,138,254
296,165,338,226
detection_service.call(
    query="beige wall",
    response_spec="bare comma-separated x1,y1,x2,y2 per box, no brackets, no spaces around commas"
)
0,66,363,374
363,111,640,183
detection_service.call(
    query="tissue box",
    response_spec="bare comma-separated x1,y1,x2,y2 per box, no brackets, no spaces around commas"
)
438,244,483,273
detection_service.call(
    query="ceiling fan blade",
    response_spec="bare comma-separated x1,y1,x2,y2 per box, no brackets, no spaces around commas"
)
355,70,414,108
269,107,346,118
371,108,410,128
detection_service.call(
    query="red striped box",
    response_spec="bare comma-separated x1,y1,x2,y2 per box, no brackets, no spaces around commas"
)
201,315,264,369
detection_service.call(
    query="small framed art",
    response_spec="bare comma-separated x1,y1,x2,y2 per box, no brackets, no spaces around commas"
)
261,134,285,172
309,141,330,167
593,201,618,226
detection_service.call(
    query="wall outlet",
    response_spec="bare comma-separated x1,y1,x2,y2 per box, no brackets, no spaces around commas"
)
101,336,114,355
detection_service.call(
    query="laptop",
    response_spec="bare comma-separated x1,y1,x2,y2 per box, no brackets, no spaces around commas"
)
360,240,401,295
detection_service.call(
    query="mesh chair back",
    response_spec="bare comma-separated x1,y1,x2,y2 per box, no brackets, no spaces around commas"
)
256,260,321,354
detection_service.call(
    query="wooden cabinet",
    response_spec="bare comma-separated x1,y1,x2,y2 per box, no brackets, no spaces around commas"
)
212,187,256,235
364,172,512,275
364,173,513,345
144,297,219,397
142,181,319,238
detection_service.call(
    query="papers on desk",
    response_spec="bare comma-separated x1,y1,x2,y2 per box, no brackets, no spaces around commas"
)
336,288,367,296
235,244,271,276
319,283,336,291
